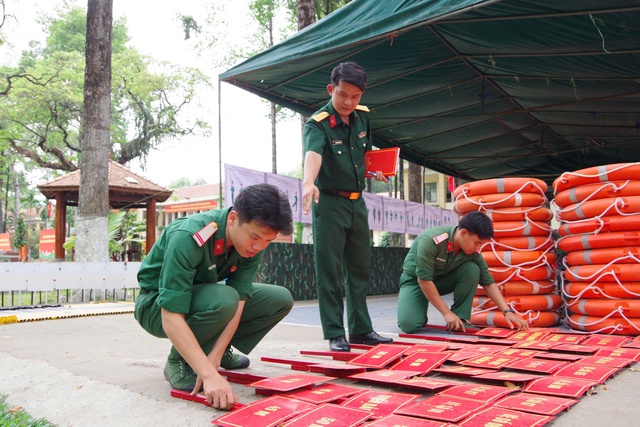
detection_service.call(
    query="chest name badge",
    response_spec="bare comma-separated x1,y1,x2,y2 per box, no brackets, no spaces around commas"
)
332,140,343,145
436,257,446,262
433,232,449,245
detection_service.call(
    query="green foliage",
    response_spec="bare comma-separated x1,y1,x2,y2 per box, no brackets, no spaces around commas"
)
13,216,27,248
63,210,145,260
168,177,208,189
0,394,55,427
378,231,404,248
0,5,211,173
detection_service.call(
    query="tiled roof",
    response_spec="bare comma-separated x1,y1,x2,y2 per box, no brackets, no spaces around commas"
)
37,160,173,204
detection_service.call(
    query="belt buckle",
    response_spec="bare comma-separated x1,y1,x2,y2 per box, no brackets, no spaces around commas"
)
349,192,359,200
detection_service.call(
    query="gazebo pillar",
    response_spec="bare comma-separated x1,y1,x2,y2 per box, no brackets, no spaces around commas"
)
55,191,66,260
146,196,157,254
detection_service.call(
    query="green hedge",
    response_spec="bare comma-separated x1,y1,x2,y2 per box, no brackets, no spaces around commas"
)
256,243,409,301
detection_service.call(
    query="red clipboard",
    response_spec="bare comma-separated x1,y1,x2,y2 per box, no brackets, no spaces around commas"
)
365,147,400,177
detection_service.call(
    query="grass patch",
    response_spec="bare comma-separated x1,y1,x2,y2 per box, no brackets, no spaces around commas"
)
0,395,55,427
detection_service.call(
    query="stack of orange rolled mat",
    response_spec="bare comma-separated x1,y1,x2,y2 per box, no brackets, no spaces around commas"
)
554,162,640,335
453,177,562,328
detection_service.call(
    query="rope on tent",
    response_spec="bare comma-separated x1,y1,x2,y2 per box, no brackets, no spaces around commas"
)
589,13,610,54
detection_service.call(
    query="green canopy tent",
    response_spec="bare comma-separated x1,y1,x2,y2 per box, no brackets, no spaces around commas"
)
220,0,640,191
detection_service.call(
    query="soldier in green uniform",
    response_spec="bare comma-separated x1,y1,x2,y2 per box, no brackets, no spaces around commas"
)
397,211,529,333
302,62,393,352
134,183,293,410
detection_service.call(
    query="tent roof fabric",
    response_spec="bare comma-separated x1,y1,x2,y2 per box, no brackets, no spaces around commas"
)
220,0,640,189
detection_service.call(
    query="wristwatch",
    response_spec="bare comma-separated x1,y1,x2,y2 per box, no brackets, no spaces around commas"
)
503,308,515,315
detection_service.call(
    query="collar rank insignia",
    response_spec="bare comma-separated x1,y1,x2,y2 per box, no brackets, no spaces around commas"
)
329,115,337,128
433,232,449,245
214,238,225,256
193,221,218,247
230,265,238,273
447,241,453,252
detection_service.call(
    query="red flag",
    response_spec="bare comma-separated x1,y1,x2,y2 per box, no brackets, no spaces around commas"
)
448,176,457,192
47,201,52,217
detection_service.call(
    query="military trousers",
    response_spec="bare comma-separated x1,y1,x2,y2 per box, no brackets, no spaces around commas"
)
397,261,480,333
312,193,373,340
134,282,293,359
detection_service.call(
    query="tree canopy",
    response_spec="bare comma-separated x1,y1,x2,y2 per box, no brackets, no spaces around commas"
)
0,6,211,174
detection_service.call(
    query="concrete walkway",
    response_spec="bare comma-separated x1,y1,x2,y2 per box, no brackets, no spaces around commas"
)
0,296,638,426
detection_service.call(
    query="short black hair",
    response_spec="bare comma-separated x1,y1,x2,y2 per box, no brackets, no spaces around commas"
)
233,183,293,235
331,62,367,92
459,211,493,240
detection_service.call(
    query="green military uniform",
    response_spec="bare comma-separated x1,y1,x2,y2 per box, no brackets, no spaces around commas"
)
134,207,293,360
397,225,494,333
303,100,374,340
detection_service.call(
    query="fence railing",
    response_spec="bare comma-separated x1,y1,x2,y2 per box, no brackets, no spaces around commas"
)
0,262,141,307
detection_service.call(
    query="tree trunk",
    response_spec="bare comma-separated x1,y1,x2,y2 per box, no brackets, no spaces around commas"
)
12,159,18,234
271,101,277,174
75,0,113,264
408,161,422,239
297,0,316,30
298,0,316,243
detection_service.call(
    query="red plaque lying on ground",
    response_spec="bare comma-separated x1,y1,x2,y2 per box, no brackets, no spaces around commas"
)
433,365,497,377
404,344,450,355
365,413,451,426
284,382,364,404
396,395,489,423
495,348,544,359
348,344,411,368
307,363,367,377
595,347,640,361
507,357,569,374
348,369,416,384
475,327,518,339
437,384,517,403
248,373,336,392
472,371,544,384
459,354,520,369
495,393,578,416
281,403,372,427
550,344,601,354
512,341,557,351
389,351,450,374
552,362,619,384
211,395,315,427
509,331,551,341
578,355,634,368
393,376,460,392
340,390,421,419
523,377,597,398
457,406,554,426
581,335,628,347
541,333,587,345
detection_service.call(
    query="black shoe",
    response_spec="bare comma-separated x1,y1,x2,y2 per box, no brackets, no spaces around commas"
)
329,335,351,352
349,331,393,346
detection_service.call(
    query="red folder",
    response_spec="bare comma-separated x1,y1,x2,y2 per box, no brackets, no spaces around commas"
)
365,147,400,177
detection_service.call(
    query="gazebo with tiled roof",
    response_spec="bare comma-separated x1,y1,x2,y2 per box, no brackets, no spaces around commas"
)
38,161,173,260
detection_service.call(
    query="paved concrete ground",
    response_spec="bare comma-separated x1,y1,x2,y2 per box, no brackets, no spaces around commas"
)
1,295,638,426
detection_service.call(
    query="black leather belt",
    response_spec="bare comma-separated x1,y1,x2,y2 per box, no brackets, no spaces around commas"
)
322,190,362,200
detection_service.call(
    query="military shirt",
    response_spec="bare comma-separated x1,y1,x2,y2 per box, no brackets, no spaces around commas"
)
303,100,372,192
137,207,261,314
403,225,494,285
